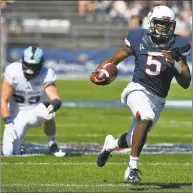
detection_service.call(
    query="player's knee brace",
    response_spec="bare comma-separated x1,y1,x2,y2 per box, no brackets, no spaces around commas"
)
118,133,129,148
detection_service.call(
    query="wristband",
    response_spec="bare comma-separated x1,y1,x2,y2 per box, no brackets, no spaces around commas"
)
50,99,62,112
43,101,51,107
174,62,183,77
3,116,13,124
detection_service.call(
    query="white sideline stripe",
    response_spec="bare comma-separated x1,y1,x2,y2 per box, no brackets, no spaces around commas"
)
1,162,191,166
2,183,133,187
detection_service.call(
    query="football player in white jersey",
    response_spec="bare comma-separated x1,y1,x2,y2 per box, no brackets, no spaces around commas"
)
1,46,65,156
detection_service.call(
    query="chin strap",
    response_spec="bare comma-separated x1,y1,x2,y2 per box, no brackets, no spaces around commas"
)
24,72,39,80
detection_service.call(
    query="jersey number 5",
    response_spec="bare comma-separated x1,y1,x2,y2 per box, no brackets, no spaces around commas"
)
145,55,162,76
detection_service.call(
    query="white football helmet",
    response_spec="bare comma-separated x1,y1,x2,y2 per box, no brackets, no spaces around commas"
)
147,6,176,39
22,46,44,80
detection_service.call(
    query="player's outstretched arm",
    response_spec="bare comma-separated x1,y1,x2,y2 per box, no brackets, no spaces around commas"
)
174,56,191,89
44,84,62,114
90,45,133,85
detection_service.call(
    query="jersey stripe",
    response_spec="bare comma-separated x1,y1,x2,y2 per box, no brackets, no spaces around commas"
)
124,38,131,47
182,49,191,56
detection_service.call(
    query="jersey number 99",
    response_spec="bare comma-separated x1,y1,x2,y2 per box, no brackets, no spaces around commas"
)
13,94,40,104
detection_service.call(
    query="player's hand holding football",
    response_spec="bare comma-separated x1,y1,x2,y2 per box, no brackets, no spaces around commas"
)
89,70,107,85
162,50,174,67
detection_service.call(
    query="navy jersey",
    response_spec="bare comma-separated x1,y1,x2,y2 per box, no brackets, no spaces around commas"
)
124,29,191,98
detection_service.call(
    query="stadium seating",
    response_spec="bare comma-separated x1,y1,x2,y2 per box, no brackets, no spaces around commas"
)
2,1,129,48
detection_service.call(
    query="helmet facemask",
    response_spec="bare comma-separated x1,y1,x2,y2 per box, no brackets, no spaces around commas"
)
149,17,176,40
22,61,43,80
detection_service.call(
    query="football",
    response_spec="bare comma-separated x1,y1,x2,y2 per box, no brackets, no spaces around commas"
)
96,63,118,84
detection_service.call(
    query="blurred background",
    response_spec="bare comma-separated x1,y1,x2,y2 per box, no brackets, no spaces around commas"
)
1,2,192,191
1,0,192,77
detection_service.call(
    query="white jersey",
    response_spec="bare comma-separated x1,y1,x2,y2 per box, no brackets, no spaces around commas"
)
4,62,56,112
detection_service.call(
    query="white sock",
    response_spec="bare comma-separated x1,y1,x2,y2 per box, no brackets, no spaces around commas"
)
129,156,139,169
105,139,119,152
47,135,56,147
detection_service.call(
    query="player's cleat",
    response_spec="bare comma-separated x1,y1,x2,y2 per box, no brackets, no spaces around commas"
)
97,135,115,167
49,143,66,157
20,145,25,155
124,166,142,183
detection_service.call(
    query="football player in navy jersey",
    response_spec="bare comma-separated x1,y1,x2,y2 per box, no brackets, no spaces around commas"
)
90,6,191,182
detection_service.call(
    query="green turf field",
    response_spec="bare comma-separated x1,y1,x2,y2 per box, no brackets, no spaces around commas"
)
2,80,192,193
55,79,192,100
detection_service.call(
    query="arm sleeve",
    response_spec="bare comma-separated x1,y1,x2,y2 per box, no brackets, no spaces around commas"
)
124,31,135,52
44,68,56,88
124,29,142,54
4,65,14,85
174,37,191,61
178,43,191,57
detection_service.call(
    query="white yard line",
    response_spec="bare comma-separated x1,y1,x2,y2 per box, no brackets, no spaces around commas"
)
25,133,192,137
2,183,133,187
56,121,191,126
56,123,88,127
148,134,192,137
47,120,192,128
1,162,191,166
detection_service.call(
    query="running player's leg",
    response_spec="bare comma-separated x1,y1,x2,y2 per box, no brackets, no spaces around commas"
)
97,89,153,168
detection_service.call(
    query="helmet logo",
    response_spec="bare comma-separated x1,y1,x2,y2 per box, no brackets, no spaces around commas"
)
162,16,171,20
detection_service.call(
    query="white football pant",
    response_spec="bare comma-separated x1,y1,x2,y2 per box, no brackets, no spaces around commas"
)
3,103,54,155
121,82,166,146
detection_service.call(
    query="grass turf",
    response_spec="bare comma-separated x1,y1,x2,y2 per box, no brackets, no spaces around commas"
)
55,79,192,100
1,80,192,192
2,154,191,192
21,108,192,144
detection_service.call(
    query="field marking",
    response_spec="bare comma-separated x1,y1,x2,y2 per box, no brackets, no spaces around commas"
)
2,162,191,166
25,133,192,138
61,100,192,109
57,123,88,127
56,120,191,127
25,120,191,129
2,183,133,187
